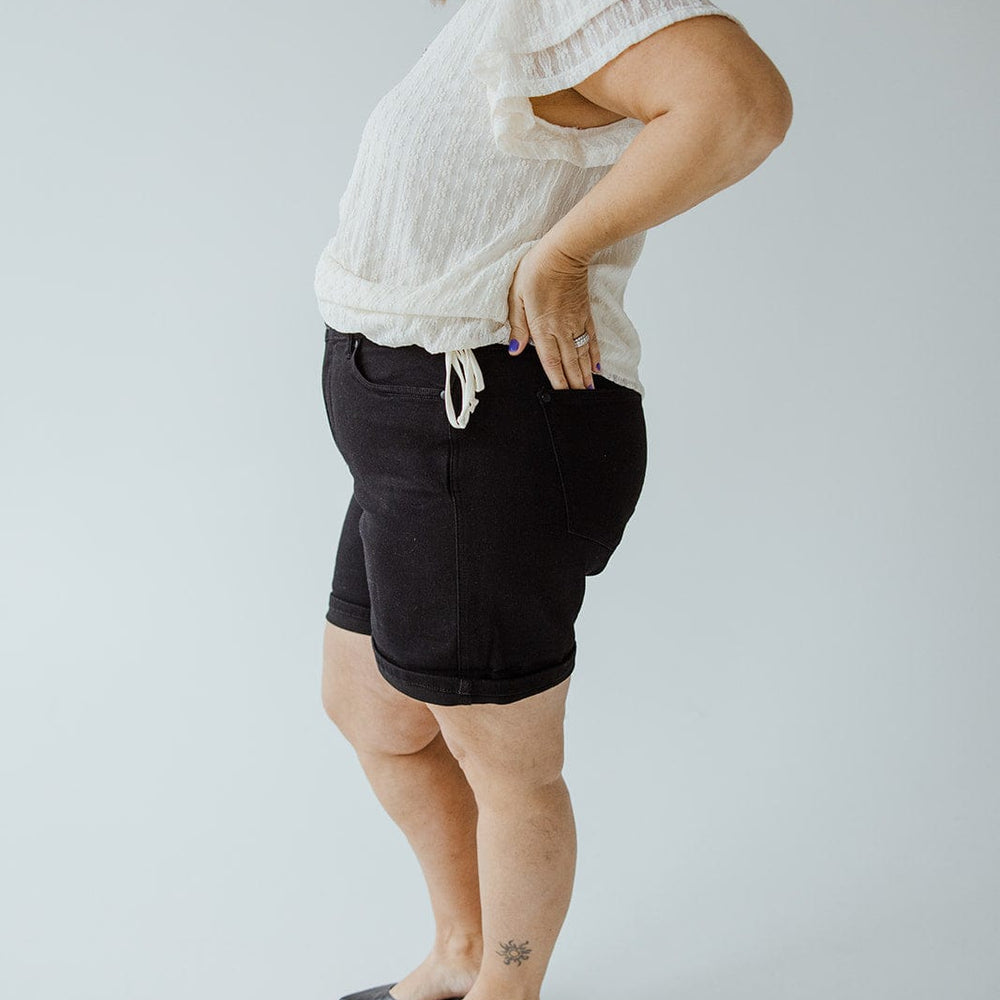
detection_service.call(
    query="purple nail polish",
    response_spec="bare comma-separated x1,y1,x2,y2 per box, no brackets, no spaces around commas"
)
508,338,519,352
595,362,601,371
587,383,595,389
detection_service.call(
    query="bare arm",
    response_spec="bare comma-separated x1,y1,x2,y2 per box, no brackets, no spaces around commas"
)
506,14,793,389
548,14,793,260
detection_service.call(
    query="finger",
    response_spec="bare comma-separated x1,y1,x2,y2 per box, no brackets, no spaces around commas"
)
556,325,590,390
573,315,598,387
506,289,530,357
584,315,602,376
534,331,570,389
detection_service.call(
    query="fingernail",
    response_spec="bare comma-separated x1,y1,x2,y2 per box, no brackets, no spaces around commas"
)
595,362,601,371
508,338,519,353
587,383,595,389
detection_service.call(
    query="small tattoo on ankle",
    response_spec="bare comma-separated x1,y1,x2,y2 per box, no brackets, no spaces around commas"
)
496,939,532,966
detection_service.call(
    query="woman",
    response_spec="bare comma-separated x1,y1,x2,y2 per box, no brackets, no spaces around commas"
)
315,1,792,999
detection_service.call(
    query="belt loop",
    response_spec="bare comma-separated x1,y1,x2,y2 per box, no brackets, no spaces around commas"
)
347,332,360,359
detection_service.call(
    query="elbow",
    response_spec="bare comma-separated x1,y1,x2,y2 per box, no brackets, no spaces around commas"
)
753,75,794,147
704,54,794,153
738,56,794,149
709,76,792,162
695,79,792,187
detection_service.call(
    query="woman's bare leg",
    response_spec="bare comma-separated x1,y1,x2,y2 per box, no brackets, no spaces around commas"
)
425,677,576,1000
322,623,484,1000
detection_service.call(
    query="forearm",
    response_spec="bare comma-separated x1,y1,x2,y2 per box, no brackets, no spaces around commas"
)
540,102,783,263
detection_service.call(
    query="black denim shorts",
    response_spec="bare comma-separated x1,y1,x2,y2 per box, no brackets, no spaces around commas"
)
320,324,647,706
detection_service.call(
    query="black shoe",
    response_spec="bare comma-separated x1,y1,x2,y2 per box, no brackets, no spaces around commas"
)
338,986,399,1000
338,985,466,1000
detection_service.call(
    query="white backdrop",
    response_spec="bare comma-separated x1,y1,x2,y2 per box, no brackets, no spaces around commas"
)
2,1,998,998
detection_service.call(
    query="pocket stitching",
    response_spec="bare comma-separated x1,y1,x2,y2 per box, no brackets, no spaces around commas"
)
538,374,640,403
537,391,642,552
538,398,577,544
321,338,338,440
348,337,444,399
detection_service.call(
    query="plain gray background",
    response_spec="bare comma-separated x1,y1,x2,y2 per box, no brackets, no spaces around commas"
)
2,1,998,997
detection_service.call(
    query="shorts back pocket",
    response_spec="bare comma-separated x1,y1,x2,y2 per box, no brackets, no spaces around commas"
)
536,379,647,561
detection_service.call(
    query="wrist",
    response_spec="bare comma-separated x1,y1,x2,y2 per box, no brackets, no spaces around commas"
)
535,226,594,267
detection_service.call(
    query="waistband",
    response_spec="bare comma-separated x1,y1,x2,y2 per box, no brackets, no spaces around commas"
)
326,325,558,432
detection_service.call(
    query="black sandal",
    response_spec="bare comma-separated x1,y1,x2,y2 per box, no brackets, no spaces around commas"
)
338,985,466,1000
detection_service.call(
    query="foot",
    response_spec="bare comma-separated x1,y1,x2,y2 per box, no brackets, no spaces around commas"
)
386,949,481,1000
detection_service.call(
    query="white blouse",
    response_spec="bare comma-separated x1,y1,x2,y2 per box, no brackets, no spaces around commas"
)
314,0,746,428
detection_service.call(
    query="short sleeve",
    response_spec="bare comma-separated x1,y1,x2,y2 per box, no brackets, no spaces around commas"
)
470,0,747,168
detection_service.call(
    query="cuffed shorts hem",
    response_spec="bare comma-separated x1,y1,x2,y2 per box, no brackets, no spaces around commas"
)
325,596,372,636
371,636,578,706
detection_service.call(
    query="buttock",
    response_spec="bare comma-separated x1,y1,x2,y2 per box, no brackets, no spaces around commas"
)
320,324,647,706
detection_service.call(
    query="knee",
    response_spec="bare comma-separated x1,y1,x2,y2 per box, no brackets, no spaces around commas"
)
323,676,441,756
321,628,440,756
320,635,353,725
447,730,566,794
320,653,355,730
321,670,355,736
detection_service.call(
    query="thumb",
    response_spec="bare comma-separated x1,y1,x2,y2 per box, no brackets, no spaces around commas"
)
506,294,530,356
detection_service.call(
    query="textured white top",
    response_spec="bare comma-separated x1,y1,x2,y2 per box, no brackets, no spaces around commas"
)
314,0,746,426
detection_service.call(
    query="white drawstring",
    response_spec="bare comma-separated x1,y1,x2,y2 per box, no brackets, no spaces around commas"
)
443,348,485,429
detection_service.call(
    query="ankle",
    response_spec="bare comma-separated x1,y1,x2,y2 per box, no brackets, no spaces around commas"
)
462,986,537,1000
431,930,483,965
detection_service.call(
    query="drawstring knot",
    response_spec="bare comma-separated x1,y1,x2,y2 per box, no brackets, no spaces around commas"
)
443,348,485,429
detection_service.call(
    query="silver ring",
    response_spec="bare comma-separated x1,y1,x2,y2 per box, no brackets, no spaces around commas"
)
573,332,590,348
